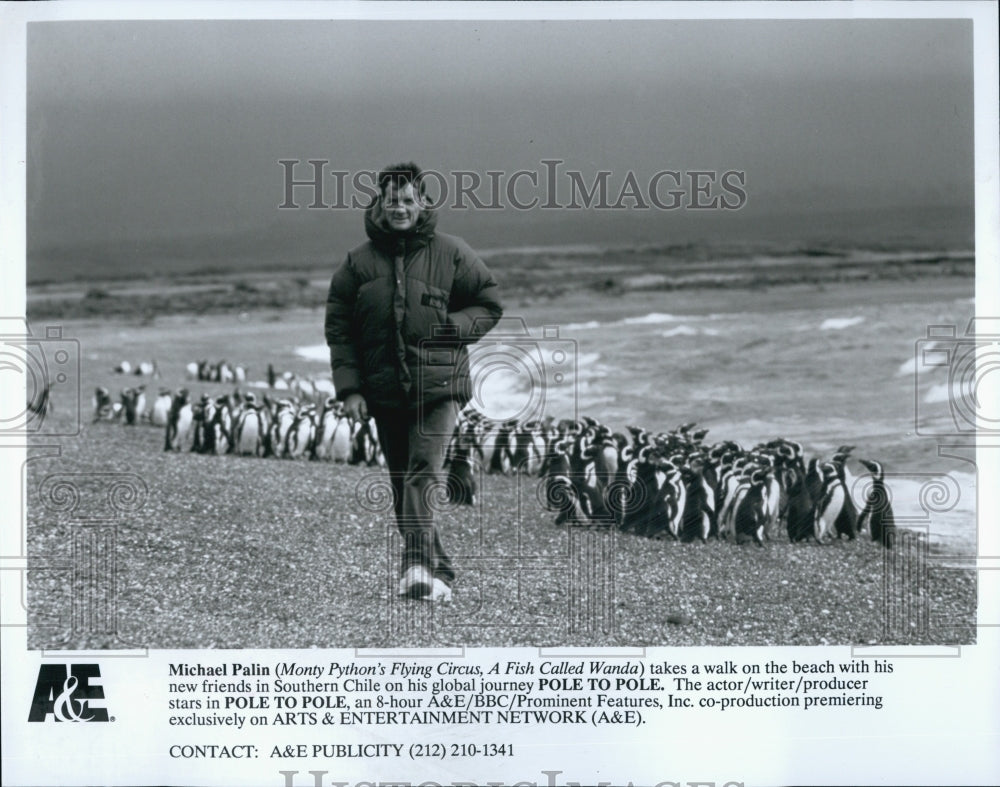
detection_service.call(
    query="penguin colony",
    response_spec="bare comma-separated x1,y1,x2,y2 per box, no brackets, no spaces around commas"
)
444,412,897,548
185,359,246,384
93,365,382,465
92,367,895,547
159,389,384,464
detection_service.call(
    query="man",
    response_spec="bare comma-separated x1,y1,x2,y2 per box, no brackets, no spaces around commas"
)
325,162,503,602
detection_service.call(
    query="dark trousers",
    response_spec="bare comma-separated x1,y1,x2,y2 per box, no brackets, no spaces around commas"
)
372,399,458,587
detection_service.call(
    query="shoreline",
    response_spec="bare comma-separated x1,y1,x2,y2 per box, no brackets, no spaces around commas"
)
25,248,973,321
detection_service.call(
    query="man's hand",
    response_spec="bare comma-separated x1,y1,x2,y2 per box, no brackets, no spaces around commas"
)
344,393,368,421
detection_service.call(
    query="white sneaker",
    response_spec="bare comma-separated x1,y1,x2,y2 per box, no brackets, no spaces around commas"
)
397,565,434,598
422,578,453,604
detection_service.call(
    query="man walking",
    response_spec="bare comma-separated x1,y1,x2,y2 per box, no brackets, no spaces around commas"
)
325,163,503,602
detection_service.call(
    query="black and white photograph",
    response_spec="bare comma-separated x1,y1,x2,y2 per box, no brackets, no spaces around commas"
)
2,2,998,786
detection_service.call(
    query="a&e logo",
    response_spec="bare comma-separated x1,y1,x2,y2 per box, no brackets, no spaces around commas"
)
27,664,110,722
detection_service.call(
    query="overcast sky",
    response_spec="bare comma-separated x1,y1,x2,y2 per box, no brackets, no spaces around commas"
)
27,19,974,258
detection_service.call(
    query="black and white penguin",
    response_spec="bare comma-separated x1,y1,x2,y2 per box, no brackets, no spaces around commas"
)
135,385,146,421
150,388,172,427
267,399,295,457
234,402,265,456
211,395,234,454
814,460,858,542
489,420,516,474
164,388,192,451
93,386,115,422
285,403,316,459
544,440,589,526
858,459,896,548
785,457,816,543
312,397,339,460
350,416,382,466
679,457,716,543
734,469,769,546
190,394,216,454
510,420,543,475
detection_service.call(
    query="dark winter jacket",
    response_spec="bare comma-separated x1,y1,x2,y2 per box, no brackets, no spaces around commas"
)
324,200,503,410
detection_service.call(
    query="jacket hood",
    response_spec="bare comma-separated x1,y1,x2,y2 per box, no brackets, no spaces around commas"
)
364,197,438,253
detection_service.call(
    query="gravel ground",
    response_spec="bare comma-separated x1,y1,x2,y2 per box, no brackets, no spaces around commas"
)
26,427,975,650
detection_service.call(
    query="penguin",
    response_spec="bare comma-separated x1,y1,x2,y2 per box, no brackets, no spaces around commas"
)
312,397,339,460
211,395,233,454
608,442,637,529
535,419,554,476
150,388,172,427
785,457,816,543
619,446,655,534
191,394,216,454
93,386,115,422
284,403,316,459
568,425,612,524
543,440,589,526
119,387,138,426
832,448,861,510
717,458,751,539
659,459,687,540
329,409,353,462
733,469,769,546
488,420,516,474
267,399,295,457
537,417,563,478
813,462,842,542
679,457,716,543
445,420,478,505
717,472,747,542
634,452,666,537
133,386,147,424
589,426,621,504
814,461,858,542
858,459,896,548
350,417,382,466
772,443,798,528
164,389,192,451
234,402,265,456
348,417,366,464
634,454,673,538
757,456,782,540
510,421,545,475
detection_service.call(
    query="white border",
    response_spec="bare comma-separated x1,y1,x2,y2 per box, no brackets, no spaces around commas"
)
2,3,998,786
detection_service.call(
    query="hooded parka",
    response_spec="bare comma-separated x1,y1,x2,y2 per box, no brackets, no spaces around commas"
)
325,200,503,410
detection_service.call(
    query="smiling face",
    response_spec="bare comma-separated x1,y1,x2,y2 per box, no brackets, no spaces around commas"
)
382,181,424,232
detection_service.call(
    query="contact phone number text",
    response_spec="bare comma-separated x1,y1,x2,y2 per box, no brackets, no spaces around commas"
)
410,743,513,759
